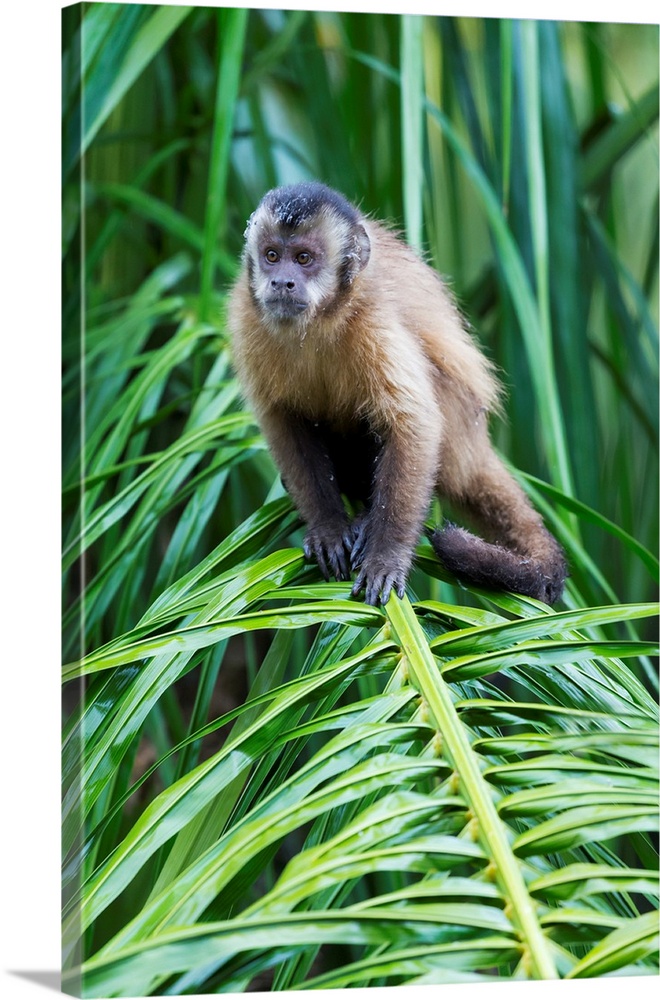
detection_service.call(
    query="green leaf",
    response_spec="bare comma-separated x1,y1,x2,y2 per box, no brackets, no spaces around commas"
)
529,863,660,903
441,638,657,682
514,804,659,857
580,86,660,190
567,911,659,978
64,596,381,680
68,911,522,999
66,4,193,174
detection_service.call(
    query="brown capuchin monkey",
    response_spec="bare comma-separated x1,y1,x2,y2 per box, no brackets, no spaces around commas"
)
228,181,567,606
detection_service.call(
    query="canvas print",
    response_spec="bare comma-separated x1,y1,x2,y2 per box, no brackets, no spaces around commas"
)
61,2,659,996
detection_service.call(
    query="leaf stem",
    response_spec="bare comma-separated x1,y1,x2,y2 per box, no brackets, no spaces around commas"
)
385,594,559,981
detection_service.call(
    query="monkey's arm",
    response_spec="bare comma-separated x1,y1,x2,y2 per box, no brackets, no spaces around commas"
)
257,406,353,581
351,413,440,606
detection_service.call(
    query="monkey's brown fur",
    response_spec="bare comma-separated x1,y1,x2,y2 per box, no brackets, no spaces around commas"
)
229,182,567,606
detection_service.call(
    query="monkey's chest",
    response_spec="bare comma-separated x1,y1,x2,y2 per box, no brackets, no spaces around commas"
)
272,343,367,426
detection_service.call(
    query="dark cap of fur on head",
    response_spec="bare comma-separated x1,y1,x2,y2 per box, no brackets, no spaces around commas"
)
258,181,363,231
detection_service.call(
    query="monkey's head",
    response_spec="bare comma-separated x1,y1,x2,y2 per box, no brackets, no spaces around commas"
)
243,182,371,327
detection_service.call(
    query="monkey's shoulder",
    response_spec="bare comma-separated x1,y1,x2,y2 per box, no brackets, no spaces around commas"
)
362,223,501,412
363,224,467,339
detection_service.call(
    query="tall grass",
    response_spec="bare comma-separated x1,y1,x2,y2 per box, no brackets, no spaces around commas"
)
62,6,658,995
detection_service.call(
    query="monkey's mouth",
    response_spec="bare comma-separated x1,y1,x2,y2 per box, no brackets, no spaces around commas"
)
264,296,309,319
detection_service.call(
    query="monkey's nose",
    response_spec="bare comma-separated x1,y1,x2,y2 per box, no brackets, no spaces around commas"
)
271,278,295,291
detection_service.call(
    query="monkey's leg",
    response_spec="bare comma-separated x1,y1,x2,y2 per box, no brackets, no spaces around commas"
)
351,429,438,606
432,453,567,603
258,407,354,581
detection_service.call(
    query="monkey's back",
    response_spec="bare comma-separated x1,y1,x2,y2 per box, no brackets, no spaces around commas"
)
363,221,501,416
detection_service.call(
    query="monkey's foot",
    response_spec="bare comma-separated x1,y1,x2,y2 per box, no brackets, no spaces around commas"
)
431,524,567,604
303,522,354,582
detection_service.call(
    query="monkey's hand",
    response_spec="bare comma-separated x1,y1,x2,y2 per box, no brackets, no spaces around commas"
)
303,521,354,583
349,515,410,605
351,556,407,607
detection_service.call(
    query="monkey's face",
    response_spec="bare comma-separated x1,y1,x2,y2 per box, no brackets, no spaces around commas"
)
243,192,371,331
252,230,329,322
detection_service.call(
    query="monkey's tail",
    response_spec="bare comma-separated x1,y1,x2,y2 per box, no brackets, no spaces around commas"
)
428,523,567,604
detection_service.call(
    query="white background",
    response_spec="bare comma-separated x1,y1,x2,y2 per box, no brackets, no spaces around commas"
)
1,1,657,997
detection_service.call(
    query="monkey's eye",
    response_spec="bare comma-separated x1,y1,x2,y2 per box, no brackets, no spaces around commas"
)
265,249,279,264
296,251,312,266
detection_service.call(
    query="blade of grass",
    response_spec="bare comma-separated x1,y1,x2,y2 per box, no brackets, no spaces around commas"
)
199,6,249,320
519,21,575,505
580,85,659,190
72,4,193,174
400,14,424,250
500,20,513,214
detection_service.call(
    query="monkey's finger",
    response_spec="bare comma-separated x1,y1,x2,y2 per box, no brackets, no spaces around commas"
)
351,569,366,598
368,585,383,606
342,527,357,551
364,574,387,607
329,546,351,582
367,572,405,606
303,539,313,561
350,534,368,568
380,572,401,606
382,575,406,604
314,547,331,581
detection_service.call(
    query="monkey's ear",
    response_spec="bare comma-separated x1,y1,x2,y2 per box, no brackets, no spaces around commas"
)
352,224,371,273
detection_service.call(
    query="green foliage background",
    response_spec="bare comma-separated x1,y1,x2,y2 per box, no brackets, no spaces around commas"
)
62,4,659,996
